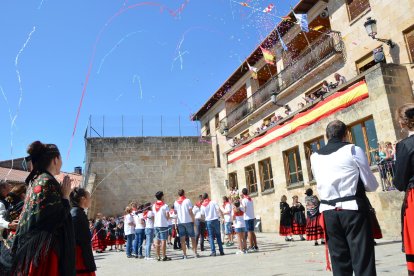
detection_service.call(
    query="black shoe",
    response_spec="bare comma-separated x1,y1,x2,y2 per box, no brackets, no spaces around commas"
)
220,252,225,256
253,246,258,250
210,252,216,257
314,242,319,246
201,248,205,251
321,240,325,245
162,256,171,261
127,255,132,258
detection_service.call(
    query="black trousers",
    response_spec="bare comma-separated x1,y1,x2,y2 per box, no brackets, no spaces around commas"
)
195,220,206,251
324,209,376,276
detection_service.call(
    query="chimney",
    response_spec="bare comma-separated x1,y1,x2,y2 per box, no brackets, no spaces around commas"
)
74,166,82,175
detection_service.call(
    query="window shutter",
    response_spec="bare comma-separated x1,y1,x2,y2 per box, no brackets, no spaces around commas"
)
348,0,370,21
406,28,414,62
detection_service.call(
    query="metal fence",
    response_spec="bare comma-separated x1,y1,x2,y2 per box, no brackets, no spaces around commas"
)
377,160,396,191
85,115,200,138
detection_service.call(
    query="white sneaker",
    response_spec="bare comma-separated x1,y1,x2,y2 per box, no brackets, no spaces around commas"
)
236,250,244,255
145,257,155,260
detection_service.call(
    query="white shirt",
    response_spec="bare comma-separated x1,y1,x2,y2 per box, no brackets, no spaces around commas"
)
193,205,202,220
311,144,379,212
232,207,246,229
0,202,9,239
169,210,177,225
144,211,154,229
134,213,145,229
241,197,255,220
174,198,194,224
124,213,135,235
200,201,220,221
221,203,232,223
153,204,170,228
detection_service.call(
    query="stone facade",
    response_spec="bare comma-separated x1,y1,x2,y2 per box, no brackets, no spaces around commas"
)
84,137,214,218
193,0,414,239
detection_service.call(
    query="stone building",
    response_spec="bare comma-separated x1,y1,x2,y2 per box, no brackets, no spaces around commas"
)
192,0,414,238
84,137,214,217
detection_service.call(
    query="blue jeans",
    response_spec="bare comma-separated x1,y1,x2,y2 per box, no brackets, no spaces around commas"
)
125,234,134,257
133,228,145,256
145,228,154,257
206,219,224,254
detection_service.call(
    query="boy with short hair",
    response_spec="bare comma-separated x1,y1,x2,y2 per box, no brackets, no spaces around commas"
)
241,188,258,252
153,191,171,261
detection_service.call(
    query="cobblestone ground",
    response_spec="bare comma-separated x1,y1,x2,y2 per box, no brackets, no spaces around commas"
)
95,233,406,276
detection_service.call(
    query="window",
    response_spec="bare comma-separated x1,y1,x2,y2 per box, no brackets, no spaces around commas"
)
347,117,378,165
355,49,386,74
203,122,210,136
283,146,304,186
404,26,414,63
258,158,274,191
347,0,370,22
304,136,326,182
228,172,238,190
245,164,258,194
215,113,220,129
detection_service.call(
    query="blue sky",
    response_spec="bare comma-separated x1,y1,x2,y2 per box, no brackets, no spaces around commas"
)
0,0,297,172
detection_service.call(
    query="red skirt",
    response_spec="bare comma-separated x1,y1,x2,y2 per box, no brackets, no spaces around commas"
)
279,225,292,236
92,230,106,251
105,232,116,246
76,246,96,276
27,249,59,276
404,188,414,274
116,237,125,245
292,220,306,235
306,215,324,241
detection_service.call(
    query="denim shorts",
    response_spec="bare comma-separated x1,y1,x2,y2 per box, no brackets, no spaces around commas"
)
177,222,195,238
245,219,255,232
225,222,233,234
154,227,169,241
235,227,246,233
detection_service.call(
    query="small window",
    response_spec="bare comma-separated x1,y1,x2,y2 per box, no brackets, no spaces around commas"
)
347,117,379,165
203,122,210,136
347,0,370,22
215,113,220,129
355,49,386,74
245,164,258,194
258,158,274,191
228,172,238,190
304,136,326,182
241,129,250,139
404,26,414,63
283,146,304,186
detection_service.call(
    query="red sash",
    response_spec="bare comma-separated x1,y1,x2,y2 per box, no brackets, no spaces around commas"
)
154,201,165,212
202,199,211,207
234,210,244,217
176,196,186,205
243,195,252,201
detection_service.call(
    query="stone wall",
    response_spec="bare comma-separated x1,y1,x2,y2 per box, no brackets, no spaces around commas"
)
85,137,214,218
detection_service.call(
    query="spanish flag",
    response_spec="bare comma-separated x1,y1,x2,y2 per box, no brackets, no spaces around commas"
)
260,47,275,65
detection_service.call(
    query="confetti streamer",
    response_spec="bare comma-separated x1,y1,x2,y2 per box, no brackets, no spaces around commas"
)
314,25,324,31
262,4,274,13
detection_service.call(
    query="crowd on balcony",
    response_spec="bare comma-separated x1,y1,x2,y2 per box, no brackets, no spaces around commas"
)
230,73,348,148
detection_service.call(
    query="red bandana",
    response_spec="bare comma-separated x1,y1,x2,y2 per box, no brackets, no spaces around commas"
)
202,199,211,207
196,202,202,208
243,195,252,201
143,210,149,219
176,196,186,205
154,200,165,212
223,201,230,209
234,209,244,217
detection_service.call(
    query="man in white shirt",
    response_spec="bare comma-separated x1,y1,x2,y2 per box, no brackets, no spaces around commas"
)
124,207,135,258
200,193,224,256
311,120,378,275
152,191,171,261
220,196,233,246
241,188,258,252
193,195,206,251
174,189,198,259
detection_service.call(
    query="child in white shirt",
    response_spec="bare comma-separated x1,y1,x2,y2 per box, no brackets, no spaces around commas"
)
232,200,247,254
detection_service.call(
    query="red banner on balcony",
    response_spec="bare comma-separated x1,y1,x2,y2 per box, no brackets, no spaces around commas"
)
227,80,369,164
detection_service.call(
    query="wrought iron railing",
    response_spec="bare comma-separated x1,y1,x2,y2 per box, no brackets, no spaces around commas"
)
222,32,343,130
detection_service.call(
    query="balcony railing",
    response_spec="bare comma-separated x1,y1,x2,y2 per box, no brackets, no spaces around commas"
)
222,32,343,130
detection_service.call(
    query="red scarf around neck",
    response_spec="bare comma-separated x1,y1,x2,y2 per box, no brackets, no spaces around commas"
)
143,210,149,219
202,199,211,207
223,201,230,209
195,202,202,208
176,196,186,205
234,209,244,217
154,200,165,212
243,195,252,201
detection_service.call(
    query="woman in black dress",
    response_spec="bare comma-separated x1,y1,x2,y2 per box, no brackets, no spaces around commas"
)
394,103,414,275
279,195,293,241
291,195,306,241
70,187,97,275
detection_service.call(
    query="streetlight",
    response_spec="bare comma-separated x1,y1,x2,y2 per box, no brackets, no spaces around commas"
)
364,17,395,48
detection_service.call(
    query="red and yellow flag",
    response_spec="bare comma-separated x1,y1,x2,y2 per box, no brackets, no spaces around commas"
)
260,47,275,64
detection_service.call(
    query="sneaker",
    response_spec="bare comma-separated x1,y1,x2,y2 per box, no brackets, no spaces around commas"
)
300,237,306,241
285,237,289,242
138,255,144,259
195,253,200,258
219,252,225,256
127,255,132,258
253,245,258,250
225,241,231,247
314,241,319,246
131,254,137,258
229,242,234,246
247,247,255,253
209,252,216,257
182,255,188,259
236,250,244,255
145,257,155,260
162,256,171,261
156,256,161,261
243,249,248,254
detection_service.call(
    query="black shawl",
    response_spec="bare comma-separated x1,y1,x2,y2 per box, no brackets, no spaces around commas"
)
280,202,292,227
71,207,97,273
11,172,75,276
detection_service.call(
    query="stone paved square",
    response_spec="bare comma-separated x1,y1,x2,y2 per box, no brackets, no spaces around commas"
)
95,233,406,275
